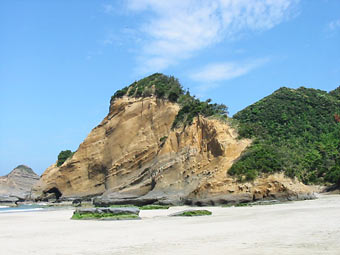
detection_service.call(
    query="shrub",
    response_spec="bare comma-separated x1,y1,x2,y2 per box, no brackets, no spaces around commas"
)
57,150,74,167
159,136,168,143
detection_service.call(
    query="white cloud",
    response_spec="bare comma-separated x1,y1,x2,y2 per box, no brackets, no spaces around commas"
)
86,50,103,61
190,58,269,83
103,4,114,14
126,0,299,73
329,19,340,31
103,38,113,45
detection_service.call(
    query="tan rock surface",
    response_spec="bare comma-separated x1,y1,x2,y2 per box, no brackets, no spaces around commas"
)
32,96,314,204
32,97,179,199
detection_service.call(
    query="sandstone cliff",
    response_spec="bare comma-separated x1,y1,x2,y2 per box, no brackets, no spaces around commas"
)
32,95,314,205
0,165,39,203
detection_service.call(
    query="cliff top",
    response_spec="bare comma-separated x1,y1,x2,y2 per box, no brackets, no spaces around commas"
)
111,73,183,103
110,73,228,128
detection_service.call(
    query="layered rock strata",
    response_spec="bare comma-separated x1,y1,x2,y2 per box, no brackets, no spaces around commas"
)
0,165,39,203
32,96,314,205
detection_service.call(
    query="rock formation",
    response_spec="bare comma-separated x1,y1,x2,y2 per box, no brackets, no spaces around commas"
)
0,165,39,203
32,94,314,205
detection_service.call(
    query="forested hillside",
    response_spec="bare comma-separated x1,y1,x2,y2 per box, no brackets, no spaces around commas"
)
230,86,340,185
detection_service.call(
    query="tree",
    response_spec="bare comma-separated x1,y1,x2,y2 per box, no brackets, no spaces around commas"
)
57,150,74,167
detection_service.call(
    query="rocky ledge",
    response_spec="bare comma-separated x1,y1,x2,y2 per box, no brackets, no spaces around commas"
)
72,207,140,220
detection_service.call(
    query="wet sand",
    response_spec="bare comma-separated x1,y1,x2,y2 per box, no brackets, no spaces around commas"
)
0,194,339,255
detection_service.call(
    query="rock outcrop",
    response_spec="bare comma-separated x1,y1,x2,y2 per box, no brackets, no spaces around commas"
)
32,96,314,205
0,165,39,203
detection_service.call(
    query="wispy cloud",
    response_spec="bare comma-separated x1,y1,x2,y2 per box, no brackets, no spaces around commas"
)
328,19,340,31
103,37,114,45
126,0,299,73
86,50,102,60
189,58,269,83
103,4,114,14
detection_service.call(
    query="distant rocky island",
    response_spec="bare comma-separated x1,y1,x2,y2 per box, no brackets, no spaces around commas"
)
0,165,39,203
29,73,340,205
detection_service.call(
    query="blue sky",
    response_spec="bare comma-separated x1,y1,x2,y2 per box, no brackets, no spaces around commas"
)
1,0,339,175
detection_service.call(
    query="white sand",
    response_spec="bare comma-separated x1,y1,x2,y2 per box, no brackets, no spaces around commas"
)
0,194,340,255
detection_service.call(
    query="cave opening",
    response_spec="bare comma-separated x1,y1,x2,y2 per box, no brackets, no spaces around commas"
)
46,187,62,200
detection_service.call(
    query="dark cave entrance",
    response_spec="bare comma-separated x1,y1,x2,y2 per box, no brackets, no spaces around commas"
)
45,187,62,200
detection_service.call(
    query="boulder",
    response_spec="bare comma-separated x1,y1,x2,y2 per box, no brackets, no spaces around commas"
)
74,207,140,216
170,209,212,217
72,199,82,207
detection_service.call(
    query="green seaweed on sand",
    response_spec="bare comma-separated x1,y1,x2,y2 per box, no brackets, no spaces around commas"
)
139,205,170,210
71,212,139,220
174,210,212,217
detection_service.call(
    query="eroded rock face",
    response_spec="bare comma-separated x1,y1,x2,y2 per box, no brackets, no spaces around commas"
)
32,96,314,204
32,97,179,200
0,165,39,203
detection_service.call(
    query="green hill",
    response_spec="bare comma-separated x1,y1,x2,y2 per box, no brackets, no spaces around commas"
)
111,74,340,186
230,86,340,185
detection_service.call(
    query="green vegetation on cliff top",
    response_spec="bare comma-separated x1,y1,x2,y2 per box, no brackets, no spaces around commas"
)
111,73,228,127
110,74,340,185
57,150,74,167
230,86,340,185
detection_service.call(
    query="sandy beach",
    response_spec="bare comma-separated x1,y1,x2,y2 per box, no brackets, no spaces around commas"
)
1,195,340,255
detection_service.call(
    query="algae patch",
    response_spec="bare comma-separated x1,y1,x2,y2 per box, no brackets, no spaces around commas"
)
171,209,212,217
71,212,139,220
